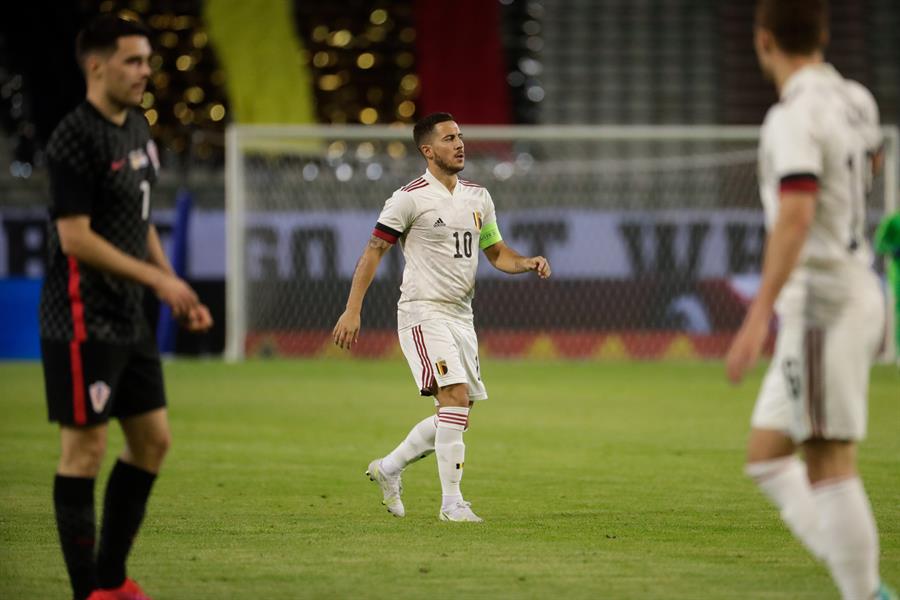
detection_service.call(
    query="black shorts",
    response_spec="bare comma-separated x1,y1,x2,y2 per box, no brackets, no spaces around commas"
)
41,336,166,426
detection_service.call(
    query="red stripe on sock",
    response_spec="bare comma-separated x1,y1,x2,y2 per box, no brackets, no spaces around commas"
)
438,410,469,428
439,414,468,424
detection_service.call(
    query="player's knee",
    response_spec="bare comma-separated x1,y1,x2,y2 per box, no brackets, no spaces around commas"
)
143,429,172,464
124,428,171,472
438,383,469,407
802,439,856,483
745,428,795,465
155,429,172,456
60,430,107,476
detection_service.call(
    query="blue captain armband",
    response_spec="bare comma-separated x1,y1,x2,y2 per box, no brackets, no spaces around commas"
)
479,222,502,250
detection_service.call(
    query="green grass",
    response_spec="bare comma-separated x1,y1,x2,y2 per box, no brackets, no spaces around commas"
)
0,359,897,599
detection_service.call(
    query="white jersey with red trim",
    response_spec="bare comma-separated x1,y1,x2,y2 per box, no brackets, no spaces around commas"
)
373,169,498,330
757,63,882,321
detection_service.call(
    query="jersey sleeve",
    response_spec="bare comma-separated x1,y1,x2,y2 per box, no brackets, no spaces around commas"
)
768,107,823,194
845,81,882,153
373,190,416,244
146,140,160,185
46,119,96,218
479,190,503,250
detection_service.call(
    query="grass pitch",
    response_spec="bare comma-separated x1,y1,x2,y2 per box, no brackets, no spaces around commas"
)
1,359,897,599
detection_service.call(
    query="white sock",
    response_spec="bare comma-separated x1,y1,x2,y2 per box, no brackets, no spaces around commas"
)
381,416,437,477
813,477,880,600
435,406,468,509
745,456,827,561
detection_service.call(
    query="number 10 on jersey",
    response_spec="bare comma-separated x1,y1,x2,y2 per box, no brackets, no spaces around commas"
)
453,231,473,258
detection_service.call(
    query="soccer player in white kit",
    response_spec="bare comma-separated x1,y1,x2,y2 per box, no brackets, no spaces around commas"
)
726,2,895,598
332,113,551,522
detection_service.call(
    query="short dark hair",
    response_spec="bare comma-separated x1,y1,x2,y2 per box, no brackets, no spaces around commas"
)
75,14,151,67
413,112,456,150
756,0,828,55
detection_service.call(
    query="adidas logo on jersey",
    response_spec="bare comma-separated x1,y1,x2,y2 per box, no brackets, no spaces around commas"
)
433,218,446,228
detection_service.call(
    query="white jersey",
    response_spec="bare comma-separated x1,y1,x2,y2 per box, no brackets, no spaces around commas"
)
758,63,882,322
373,169,499,330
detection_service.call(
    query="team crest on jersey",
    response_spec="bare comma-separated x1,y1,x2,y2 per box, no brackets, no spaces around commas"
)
435,360,449,376
129,148,149,171
472,211,483,230
89,381,111,414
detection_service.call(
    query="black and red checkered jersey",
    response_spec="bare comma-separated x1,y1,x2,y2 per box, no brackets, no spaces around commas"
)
39,101,160,343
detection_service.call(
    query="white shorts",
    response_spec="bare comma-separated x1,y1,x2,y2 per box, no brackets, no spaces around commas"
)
398,319,488,401
750,280,884,443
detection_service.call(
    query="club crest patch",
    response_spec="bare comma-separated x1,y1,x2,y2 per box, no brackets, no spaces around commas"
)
472,211,483,230
435,360,449,376
89,381,111,414
129,148,149,171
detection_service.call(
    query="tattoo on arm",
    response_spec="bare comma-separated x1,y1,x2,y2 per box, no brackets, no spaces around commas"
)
367,235,390,250
352,235,390,274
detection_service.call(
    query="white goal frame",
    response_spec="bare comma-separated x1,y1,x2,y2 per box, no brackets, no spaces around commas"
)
224,124,899,362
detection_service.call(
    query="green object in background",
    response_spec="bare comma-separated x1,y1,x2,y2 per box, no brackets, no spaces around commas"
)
874,212,900,357
205,0,315,124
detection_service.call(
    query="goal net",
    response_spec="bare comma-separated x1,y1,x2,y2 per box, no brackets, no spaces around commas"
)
224,125,898,362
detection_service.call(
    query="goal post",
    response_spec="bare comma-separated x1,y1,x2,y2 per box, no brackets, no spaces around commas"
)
224,124,899,363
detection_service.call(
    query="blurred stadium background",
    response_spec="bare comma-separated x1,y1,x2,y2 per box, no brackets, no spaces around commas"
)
0,0,897,361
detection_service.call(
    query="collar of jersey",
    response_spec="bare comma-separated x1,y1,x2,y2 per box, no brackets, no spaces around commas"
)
780,62,839,100
422,168,459,197
83,100,131,129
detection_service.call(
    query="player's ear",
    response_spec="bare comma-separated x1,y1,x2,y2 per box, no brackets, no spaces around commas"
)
420,144,433,160
83,53,104,81
753,27,772,58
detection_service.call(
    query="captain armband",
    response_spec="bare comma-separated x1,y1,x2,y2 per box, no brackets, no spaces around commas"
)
479,222,503,250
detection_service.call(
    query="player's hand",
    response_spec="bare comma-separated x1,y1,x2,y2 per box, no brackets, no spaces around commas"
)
178,303,213,332
524,256,551,279
153,272,198,318
332,310,361,350
725,305,770,384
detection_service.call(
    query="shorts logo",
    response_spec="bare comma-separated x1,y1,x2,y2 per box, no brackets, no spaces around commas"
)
455,462,464,470
89,381,111,414
472,211,483,230
435,360,449,376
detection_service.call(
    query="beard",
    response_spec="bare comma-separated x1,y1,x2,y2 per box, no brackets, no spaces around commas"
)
434,153,464,175
107,82,145,111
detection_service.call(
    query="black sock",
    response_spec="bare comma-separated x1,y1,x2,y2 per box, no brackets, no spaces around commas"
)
53,474,97,600
96,460,157,589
